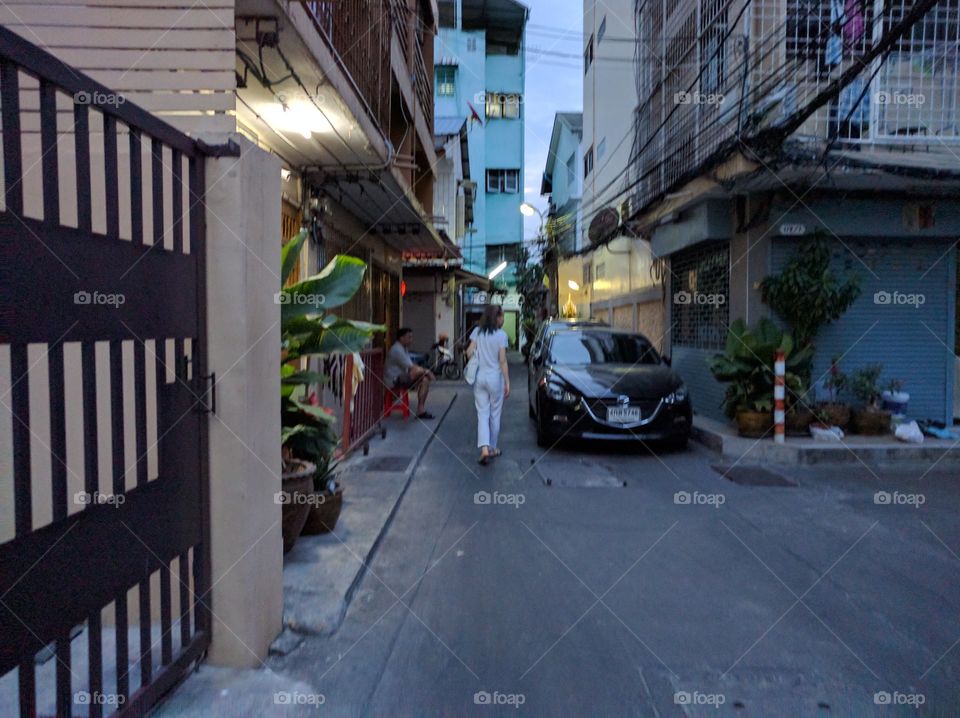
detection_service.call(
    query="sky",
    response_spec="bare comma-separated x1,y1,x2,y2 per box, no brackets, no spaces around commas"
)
521,0,585,246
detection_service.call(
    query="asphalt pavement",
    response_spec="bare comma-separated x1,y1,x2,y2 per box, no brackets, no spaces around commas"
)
227,359,960,716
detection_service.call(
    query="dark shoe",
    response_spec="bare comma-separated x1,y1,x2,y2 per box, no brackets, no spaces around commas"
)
417,412,435,420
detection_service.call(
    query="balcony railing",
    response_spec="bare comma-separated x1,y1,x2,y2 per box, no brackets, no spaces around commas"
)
303,0,392,134
413,36,434,134
631,0,960,214
303,0,434,137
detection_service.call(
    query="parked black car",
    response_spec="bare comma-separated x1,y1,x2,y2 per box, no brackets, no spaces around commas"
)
525,318,608,363
528,327,692,448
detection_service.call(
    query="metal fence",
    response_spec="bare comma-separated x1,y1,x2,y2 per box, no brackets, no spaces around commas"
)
341,349,386,455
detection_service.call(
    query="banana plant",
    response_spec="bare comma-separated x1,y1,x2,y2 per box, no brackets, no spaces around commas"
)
280,230,385,478
708,318,813,418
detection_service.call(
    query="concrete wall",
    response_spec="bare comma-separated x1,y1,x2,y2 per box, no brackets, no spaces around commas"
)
202,134,283,666
1,0,236,136
483,51,524,266
581,0,636,227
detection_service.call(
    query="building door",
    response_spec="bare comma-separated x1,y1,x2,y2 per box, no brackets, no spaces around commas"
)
773,238,956,424
502,310,519,349
404,292,437,353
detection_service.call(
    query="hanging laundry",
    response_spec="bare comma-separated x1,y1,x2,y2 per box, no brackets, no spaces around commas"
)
826,0,844,66
843,0,865,46
838,76,870,127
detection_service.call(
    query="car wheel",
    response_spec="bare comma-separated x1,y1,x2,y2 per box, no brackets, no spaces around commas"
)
535,402,553,447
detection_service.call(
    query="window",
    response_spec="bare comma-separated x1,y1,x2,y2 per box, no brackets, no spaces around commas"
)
486,169,520,193
467,36,478,52
583,146,594,178
670,242,730,350
485,92,521,119
436,65,456,96
582,261,592,286
485,243,521,269
438,0,456,28
550,331,660,365
700,0,728,94
566,152,576,186
597,137,606,160
598,16,607,42
785,0,831,61
583,34,594,74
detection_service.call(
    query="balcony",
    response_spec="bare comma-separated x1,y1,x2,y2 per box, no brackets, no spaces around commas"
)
302,0,392,134
303,0,434,137
632,0,960,214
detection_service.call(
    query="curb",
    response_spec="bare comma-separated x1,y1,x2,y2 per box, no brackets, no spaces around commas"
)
335,391,459,629
691,418,960,467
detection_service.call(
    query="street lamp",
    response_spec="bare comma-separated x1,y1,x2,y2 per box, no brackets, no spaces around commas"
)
520,202,557,314
488,260,508,280
520,201,543,218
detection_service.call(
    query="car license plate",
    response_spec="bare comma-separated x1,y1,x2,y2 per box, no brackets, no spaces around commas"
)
607,406,640,423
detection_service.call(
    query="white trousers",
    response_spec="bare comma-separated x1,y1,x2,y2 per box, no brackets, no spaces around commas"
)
474,368,504,449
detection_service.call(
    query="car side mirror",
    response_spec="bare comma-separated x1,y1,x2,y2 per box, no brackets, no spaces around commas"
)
662,355,672,367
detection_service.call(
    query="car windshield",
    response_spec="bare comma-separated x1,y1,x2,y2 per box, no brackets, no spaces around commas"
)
549,331,660,365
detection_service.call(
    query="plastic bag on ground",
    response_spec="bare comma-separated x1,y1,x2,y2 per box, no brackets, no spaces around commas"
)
810,425,844,441
895,421,924,444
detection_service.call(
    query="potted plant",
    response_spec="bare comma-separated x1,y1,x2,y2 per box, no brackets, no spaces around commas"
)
709,318,812,437
849,364,891,435
760,233,861,357
279,230,384,553
302,451,344,535
280,445,315,554
817,357,851,429
760,234,860,428
881,378,909,415
784,399,816,436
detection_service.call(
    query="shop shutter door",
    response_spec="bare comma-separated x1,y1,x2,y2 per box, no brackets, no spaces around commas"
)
772,238,954,424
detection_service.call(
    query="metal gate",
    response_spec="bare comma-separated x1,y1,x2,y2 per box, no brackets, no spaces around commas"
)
0,27,215,716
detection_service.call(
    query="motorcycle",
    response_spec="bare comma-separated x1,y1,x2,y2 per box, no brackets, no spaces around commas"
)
431,343,461,380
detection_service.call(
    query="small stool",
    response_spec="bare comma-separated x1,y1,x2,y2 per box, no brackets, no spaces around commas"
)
383,387,410,419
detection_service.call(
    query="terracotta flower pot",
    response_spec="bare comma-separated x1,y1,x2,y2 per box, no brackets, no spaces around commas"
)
735,409,773,438
785,407,815,436
850,408,891,435
817,402,851,430
302,486,344,535
281,460,315,554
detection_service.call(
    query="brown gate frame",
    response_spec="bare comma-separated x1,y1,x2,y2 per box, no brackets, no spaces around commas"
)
0,26,237,717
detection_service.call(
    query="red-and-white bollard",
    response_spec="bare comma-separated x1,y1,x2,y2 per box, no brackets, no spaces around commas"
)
774,349,785,443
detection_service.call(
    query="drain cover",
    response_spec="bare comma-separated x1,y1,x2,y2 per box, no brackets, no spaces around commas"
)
358,455,413,473
537,457,626,487
712,464,796,487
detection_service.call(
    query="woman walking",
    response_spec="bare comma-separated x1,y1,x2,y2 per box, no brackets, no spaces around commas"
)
466,305,511,465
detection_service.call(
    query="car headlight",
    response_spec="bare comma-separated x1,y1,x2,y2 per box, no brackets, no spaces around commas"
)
545,381,578,404
664,385,688,404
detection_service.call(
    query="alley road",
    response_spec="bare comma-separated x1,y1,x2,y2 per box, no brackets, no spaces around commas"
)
269,360,960,716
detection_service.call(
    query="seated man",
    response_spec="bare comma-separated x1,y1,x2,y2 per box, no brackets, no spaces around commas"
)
384,327,435,419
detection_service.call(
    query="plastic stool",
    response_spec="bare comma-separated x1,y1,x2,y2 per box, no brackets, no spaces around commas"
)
383,387,410,419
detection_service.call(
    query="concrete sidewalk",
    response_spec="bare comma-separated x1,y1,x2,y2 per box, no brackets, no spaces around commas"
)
692,414,960,467
154,383,461,717
280,383,459,639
